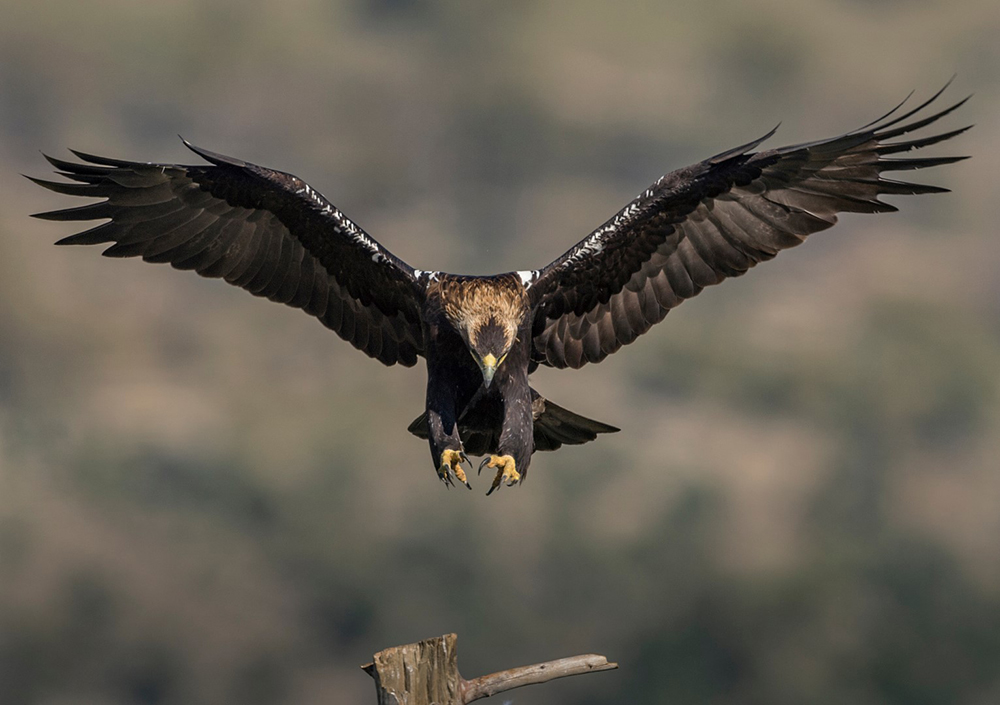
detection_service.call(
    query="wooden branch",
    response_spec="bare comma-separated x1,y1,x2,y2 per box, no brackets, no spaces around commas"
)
363,633,617,704
460,652,618,703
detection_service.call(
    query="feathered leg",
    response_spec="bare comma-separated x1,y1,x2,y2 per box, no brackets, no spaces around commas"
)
480,365,533,494
424,349,477,489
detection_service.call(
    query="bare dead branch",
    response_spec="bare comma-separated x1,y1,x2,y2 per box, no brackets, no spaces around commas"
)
460,653,618,703
363,634,617,704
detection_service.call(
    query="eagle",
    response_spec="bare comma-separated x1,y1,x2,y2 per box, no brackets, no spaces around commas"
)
30,85,968,494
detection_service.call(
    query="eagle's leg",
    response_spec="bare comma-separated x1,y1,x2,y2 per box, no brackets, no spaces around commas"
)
427,405,471,489
482,369,533,495
425,356,476,489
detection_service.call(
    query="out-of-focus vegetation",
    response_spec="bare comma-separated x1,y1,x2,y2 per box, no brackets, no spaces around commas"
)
1,1,999,703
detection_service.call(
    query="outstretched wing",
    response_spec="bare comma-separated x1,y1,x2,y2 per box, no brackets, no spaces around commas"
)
30,140,425,366
528,85,971,369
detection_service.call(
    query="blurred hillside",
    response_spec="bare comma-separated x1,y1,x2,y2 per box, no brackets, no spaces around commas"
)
1,1,999,704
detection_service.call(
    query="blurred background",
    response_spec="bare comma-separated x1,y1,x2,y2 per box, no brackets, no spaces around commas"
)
1,1,998,703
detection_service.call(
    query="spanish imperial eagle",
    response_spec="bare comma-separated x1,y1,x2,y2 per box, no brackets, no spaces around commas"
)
30,85,969,493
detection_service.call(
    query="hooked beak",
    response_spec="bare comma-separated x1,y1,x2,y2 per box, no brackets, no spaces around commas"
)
480,353,498,388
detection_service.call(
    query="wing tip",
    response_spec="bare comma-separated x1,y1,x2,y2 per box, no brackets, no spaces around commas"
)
709,123,780,164
39,150,112,176
179,136,246,168
869,81,971,138
24,173,98,196
67,149,133,167
31,208,69,221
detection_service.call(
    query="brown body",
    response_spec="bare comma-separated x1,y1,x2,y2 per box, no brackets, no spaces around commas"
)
410,273,617,491
421,275,534,488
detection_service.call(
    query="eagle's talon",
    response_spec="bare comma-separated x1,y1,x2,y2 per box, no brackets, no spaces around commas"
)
480,454,519,496
439,448,470,488
458,452,473,489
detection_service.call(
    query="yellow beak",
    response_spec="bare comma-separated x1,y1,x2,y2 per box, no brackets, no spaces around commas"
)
480,353,498,388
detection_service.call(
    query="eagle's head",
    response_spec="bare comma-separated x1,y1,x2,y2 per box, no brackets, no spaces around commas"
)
465,315,517,387
439,277,527,388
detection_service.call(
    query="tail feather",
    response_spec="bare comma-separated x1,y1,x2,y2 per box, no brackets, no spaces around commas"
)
531,396,619,452
406,413,430,438
407,388,618,453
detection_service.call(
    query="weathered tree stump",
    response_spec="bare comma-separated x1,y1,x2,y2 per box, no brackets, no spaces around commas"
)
362,633,617,704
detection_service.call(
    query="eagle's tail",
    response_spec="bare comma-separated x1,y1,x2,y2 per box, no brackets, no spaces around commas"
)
406,388,619,454
529,394,620,452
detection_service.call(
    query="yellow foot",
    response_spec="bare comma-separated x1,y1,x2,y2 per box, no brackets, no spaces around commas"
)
479,455,521,495
438,449,472,489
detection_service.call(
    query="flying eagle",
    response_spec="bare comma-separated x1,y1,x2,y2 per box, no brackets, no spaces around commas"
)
30,86,968,493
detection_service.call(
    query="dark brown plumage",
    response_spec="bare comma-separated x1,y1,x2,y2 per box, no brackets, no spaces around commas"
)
30,84,969,493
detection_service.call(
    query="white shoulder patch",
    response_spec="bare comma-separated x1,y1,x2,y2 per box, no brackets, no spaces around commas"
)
517,270,538,288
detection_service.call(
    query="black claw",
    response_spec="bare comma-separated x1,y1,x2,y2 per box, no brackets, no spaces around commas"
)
464,480,472,490
487,476,503,496
478,457,490,475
